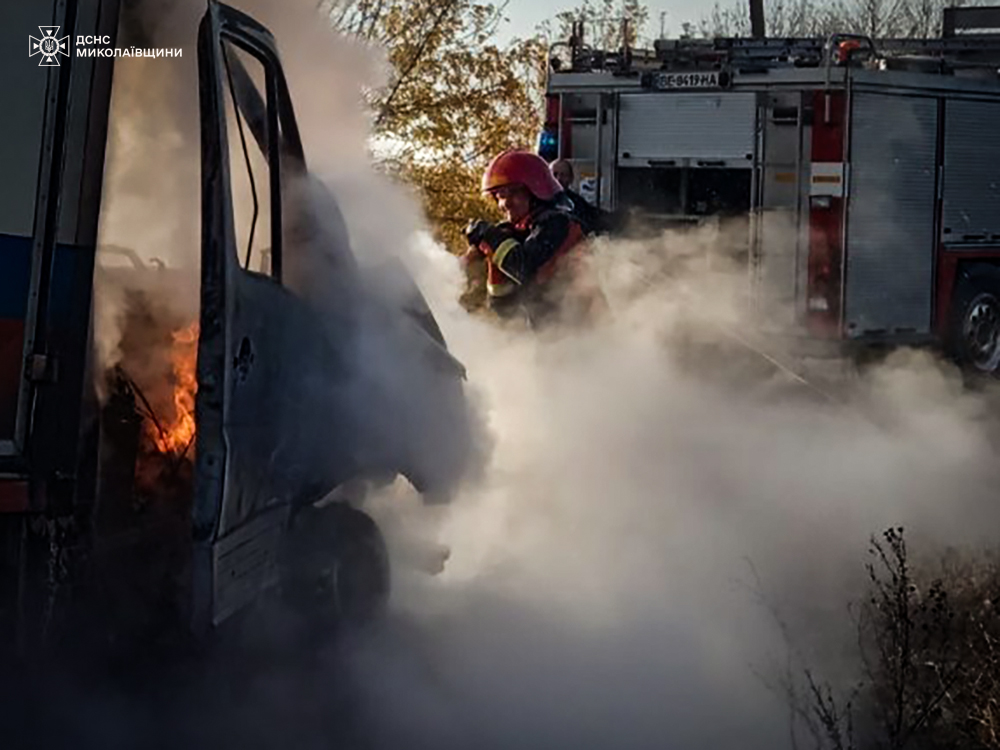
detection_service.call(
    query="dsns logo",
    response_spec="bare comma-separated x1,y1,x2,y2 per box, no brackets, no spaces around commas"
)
29,26,70,67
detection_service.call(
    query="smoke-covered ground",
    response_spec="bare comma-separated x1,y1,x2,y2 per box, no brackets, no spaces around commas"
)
14,1,1000,749
340,233,1000,750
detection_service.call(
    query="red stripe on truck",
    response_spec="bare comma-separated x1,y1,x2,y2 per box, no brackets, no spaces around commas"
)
807,201,844,336
806,91,846,337
0,319,25,440
811,91,845,161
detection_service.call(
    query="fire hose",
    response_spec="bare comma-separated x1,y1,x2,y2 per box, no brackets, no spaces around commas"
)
631,273,846,406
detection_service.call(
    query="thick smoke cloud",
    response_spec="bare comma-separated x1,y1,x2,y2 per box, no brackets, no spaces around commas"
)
350,233,1000,749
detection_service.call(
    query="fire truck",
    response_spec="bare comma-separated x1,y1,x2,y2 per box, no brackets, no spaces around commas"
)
1,0,474,660
541,6,1000,373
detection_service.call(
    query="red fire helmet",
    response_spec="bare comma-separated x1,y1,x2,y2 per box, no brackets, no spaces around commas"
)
481,149,563,202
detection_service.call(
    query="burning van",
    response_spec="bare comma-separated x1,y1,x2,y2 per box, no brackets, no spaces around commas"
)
0,1,477,657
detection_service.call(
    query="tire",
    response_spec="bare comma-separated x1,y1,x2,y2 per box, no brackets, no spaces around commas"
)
282,503,390,632
948,269,1000,375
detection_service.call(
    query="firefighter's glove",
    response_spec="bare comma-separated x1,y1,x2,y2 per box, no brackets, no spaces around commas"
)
465,219,492,248
466,221,516,256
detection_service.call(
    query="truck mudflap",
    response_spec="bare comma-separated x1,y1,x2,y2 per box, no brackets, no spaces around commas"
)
193,3,476,629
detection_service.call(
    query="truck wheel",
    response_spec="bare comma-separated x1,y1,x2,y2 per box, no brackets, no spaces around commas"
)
283,504,390,631
949,270,1000,375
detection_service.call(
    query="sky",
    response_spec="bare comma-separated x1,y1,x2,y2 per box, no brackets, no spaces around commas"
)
495,0,719,43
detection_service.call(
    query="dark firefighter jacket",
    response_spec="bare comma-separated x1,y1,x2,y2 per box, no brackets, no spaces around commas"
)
474,204,603,327
562,189,614,236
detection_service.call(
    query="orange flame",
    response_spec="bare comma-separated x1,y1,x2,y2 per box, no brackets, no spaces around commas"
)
152,322,199,456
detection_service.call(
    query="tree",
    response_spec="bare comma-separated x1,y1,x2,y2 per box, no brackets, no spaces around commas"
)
697,0,990,39
545,0,651,49
322,0,547,252
699,0,844,37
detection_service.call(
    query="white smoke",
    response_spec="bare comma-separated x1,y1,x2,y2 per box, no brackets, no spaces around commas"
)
345,228,1000,749
78,2,1000,748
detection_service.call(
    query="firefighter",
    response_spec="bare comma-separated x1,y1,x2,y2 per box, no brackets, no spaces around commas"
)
462,149,603,328
549,158,613,236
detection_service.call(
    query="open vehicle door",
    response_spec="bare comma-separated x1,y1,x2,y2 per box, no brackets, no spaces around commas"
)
194,3,363,628
193,2,476,630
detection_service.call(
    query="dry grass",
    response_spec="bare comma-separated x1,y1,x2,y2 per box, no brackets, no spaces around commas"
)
760,528,1000,750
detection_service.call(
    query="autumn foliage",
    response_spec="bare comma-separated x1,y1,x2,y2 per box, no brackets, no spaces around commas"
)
323,0,549,252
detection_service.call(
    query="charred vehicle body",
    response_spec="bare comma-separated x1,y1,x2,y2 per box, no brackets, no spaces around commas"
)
0,0,475,658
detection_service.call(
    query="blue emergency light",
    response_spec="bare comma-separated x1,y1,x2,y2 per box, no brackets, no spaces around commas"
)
537,127,558,162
